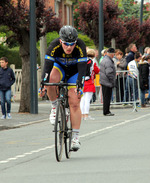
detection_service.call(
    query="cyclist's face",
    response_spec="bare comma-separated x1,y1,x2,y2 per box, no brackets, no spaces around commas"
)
60,39,76,55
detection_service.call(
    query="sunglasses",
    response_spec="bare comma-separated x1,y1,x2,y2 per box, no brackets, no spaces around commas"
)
61,41,76,46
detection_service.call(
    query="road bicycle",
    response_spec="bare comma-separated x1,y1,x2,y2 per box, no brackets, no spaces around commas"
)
43,81,77,162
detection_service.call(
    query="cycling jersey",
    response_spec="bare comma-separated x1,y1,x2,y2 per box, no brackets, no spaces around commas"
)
42,37,87,86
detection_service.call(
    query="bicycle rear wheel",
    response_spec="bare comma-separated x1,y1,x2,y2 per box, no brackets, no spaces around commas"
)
65,108,72,159
55,101,65,162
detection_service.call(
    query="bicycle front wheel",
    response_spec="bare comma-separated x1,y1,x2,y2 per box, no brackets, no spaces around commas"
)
55,101,65,162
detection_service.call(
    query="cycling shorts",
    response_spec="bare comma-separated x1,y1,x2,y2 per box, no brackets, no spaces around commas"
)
54,62,78,83
53,62,83,95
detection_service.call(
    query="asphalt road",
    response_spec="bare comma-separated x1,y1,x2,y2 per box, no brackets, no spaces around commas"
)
0,107,150,183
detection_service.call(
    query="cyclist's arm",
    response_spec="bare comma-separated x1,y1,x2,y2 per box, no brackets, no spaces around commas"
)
77,61,87,88
76,39,87,88
42,56,54,82
42,40,59,82
40,56,53,98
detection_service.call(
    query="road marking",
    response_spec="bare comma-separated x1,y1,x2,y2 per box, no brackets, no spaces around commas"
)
0,113,150,164
80,113,150,138
0,145,55,164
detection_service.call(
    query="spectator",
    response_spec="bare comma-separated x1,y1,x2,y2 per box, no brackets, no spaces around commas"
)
147,48,150,55
123,47,130,71
143,47,150,56
146,55,150,102
125,47,130,57
92,49,99,102
93,49,99,65
99,49,107,66
138,55,149,107
125,51,141,102
80,49,100,120
126,43,138,65
114,50,127,102
0,57,15,119
99,48,116,116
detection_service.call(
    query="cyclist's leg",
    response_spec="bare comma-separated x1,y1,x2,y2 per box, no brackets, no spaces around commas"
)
47,63,65,125
68,88,81,129
67,73,81,129
67,73,81,150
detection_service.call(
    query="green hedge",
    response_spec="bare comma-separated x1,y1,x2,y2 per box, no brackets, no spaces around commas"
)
46,31,59,47
0,45,21,68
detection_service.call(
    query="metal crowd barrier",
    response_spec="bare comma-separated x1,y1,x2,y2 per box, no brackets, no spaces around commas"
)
94,70,141,112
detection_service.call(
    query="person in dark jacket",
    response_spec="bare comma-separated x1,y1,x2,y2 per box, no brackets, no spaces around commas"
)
99,48,116,116
0,57,15,119
138,55,149,107
126,43,137,65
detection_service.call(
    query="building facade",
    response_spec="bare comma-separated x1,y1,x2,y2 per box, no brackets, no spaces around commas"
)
13,0,73,26
54,0,73,25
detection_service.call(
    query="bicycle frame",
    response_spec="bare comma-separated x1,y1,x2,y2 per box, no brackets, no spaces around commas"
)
43,82,76,161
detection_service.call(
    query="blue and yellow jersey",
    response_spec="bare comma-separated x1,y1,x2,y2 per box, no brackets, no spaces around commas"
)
42,37,87,85
45,37,87,66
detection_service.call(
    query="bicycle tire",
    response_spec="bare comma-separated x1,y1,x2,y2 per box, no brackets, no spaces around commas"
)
55,101,65,162
64,108,72,159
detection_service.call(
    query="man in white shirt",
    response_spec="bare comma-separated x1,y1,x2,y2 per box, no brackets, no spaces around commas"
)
125,51,141,102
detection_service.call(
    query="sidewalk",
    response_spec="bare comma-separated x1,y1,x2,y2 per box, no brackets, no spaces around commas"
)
0,101,50,131
0,101,132,131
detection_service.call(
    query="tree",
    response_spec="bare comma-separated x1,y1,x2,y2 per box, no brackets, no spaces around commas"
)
116,17,140,50
0,0,61,112
137,18,150,48
77,0,99,46
103,0,126,48
74,0,150,52
116,0,150,21
75,0,126,48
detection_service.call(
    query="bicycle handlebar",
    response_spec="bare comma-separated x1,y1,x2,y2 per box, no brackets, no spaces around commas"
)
42,82,76,87
41,82,81,96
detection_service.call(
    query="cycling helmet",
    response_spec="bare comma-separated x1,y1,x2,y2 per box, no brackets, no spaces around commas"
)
59,25,78,42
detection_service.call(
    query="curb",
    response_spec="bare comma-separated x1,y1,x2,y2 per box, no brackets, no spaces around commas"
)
0,118,49,131
0,104,134,131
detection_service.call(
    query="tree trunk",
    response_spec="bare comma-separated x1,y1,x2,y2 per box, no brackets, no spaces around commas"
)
40,35,47,73
18,30,30,113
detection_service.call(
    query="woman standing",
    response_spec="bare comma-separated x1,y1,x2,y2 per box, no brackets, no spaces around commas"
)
80,49,100,120
138,55,149,107
113,50,127,102
147,55,150,102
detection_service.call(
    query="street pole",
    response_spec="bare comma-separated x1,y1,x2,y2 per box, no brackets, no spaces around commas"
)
30,0,38,114
139,0,144,54
99,0,104,59
140,0,144,24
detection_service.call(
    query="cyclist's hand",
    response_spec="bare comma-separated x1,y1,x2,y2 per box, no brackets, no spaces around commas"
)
39,87,46,97
76,80,83,99
39,81,46,97
74,88,82,99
